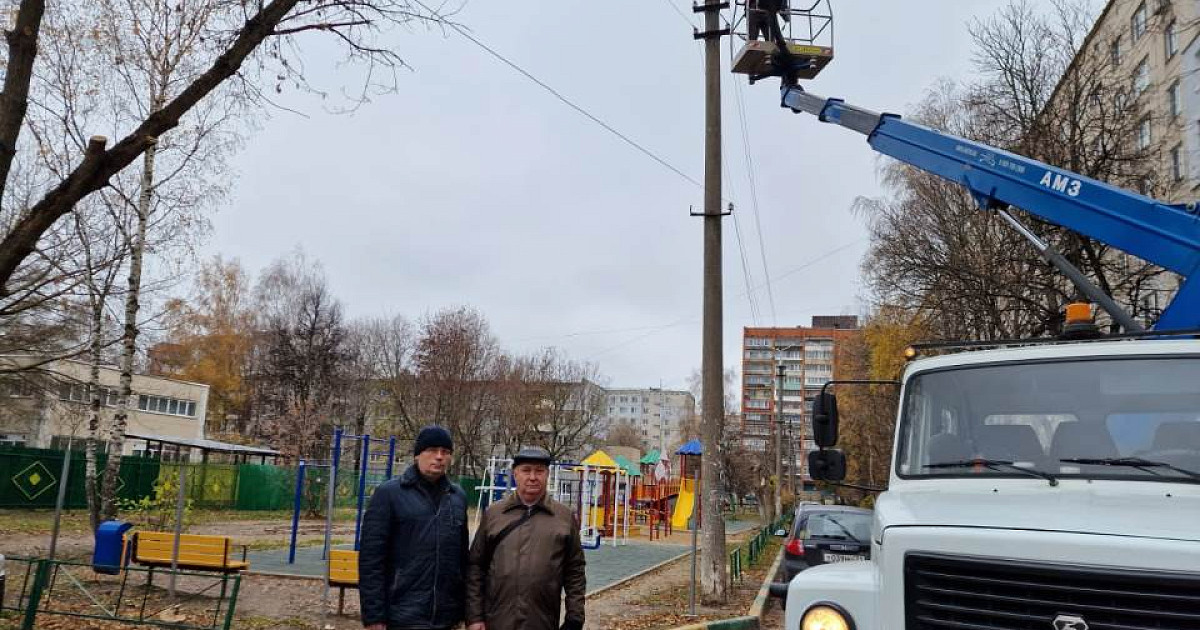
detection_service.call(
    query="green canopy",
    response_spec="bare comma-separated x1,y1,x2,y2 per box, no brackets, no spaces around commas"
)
639,449,661,465
613,455,641,477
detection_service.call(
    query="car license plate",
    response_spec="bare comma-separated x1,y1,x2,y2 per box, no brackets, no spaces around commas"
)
824,553,865,563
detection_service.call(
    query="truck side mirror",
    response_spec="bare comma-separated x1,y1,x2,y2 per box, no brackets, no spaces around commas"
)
808,449,846,481
812,391,839,447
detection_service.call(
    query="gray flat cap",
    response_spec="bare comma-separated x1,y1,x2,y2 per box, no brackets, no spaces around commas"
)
511,446,552,468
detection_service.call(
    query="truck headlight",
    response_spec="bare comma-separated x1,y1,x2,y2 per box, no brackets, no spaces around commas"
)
801,604,854,630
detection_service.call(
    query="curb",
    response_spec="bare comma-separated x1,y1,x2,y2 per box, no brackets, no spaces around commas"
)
586,549,693,598
663,542,785,630
666,616,759,630
746,546,785,618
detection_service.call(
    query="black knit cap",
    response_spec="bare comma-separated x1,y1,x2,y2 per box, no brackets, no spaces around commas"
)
413,425,453,456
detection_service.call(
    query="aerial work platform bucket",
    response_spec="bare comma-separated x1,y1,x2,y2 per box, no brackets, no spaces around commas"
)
732,42,833,79
730,0,834,80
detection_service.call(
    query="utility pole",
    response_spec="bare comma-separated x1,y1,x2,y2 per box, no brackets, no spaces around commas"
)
775,362,785,520
694,0,729,604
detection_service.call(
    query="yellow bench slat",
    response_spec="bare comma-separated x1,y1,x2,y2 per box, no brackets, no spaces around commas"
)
328,550,359,585
132,531,246,572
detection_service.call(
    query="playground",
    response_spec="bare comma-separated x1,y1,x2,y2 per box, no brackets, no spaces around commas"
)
0,431,777,630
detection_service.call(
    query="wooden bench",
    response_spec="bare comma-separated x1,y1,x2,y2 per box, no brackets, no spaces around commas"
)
328,549,359,614
131,531,249,573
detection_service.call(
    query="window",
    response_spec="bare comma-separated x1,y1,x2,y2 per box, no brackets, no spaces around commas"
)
1165,20,1178,57
1133,58,1150,94
1139,176,1154,195
1,378,35,397
1110,37,1122,66
1132,2,1148,41
0,433,27,448
1171,144,1183,181
136,394,197,418
1169,81,1181,117
1137,116,1152,150
1114,90,1130,112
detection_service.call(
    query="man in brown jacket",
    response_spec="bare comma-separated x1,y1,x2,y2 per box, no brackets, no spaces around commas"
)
466,447,586,630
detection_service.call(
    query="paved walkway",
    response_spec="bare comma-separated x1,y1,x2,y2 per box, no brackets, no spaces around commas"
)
248,517,759,589
247,541,690,592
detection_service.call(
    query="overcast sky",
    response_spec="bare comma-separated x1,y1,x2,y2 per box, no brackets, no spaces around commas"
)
207,0,1014,393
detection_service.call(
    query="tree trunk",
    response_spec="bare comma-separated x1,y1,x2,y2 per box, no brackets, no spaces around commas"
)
0,0,303,295
85,299,105,531
99,138,156,521
0,0,46,210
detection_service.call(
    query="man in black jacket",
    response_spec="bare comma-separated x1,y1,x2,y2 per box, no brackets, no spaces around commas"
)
359,426,468,630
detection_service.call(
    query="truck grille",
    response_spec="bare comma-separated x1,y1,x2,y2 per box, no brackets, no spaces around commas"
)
905,553,1200,630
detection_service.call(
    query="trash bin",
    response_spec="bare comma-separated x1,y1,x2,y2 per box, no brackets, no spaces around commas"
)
93,520,133,575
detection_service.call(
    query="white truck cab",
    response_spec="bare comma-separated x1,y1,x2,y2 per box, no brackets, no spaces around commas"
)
782,339,1200,630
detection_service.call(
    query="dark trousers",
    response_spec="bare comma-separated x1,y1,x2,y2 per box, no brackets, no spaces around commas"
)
747,10,784,43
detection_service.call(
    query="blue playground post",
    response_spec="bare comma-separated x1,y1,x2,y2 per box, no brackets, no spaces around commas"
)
325,428,344,561
288,460,306,564
354,434,371,551
385,436,397,479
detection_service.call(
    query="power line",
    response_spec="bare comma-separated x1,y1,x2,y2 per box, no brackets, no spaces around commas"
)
721,113,761,326
412,0,704,189
660,0,699,28
731,212,761,325
744,239,863,295
584,239,862,359
511,322,688,342
730,44,778,326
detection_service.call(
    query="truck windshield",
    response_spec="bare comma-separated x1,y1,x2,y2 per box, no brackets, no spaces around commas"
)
896,357,1200,483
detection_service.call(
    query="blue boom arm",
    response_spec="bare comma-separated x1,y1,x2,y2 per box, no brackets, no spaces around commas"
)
781,85,1200,330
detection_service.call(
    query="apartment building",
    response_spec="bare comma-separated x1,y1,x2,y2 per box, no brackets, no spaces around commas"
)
0,356,209,459
1049,0,1200,320
740,316,859,492
601,387,696,453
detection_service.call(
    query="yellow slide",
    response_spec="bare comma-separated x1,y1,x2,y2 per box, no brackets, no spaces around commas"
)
671,478,696,529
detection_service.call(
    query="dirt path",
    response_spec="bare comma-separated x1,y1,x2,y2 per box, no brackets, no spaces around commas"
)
4,517,355,561
2,513,779,630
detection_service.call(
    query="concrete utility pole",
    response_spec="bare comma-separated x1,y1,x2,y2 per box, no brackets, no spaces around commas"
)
775,362,785,519
695,0,729,604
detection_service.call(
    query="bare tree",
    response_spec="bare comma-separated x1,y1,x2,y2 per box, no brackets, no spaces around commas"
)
252,251,348,459
411,306,501,475
352,313,418,438
522,354,606,463
860,0,1164,340
0,0,449,296
605,422,645,450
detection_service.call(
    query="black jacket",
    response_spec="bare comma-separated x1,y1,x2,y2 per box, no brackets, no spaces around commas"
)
358,465,469,629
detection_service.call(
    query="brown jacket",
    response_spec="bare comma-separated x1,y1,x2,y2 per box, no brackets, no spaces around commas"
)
465,492,586,630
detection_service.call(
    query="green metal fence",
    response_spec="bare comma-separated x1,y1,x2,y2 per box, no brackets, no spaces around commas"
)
0,446,160,509
457,476,483,506
729,514,792,585
729,547,744,583
234,464,295,511
0,447,488,513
